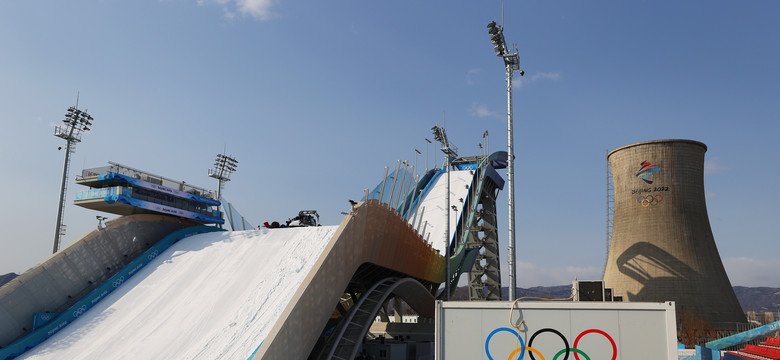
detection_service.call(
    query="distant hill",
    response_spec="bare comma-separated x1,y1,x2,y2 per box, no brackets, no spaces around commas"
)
733,286,780,313
453,285,780,313
0,273,17,287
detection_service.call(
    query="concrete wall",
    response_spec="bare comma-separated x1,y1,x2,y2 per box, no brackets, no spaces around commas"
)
0,214,198,347
603,139,746,327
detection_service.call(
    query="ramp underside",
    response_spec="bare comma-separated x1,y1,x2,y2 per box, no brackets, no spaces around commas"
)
255,199,444,359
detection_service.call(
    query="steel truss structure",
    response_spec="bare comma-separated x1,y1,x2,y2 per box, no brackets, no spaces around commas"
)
466,178,502,300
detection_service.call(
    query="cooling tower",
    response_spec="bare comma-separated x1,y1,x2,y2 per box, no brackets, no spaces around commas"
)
603,139,746,327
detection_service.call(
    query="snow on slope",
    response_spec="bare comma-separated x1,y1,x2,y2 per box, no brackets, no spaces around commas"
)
21,226,337,360
409,170,474,254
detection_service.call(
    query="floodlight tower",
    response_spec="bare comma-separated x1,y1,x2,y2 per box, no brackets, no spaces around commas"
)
208,152,238,228
432,125,458,300
487,20,524,300
483,130,490,156
53,100,94,254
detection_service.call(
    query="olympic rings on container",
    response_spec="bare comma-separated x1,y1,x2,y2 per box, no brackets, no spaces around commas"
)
484,328,616,360
528,328,569,360
573,329,616,360
485,327,524,360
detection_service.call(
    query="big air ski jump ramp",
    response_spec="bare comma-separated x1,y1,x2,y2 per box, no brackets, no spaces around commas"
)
0,200,445,360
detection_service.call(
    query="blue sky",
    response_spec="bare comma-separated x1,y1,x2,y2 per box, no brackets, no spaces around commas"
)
1,1,778,288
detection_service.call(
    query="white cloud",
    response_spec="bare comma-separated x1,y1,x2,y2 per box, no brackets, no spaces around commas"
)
465,68,481,85
514,71,561,89
704,157,732,175
197,0,275,20
237,0,275,20
469,103,500,119
723,257,780,287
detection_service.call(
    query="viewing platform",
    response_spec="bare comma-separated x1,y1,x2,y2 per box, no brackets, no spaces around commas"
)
74,162,223,224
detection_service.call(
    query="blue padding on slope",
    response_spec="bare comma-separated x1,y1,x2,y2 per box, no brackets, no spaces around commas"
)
247,340,264,360
0,225,225,360
410,169,444,215
30,313,58,332
706,320,780,350
400,169,439,219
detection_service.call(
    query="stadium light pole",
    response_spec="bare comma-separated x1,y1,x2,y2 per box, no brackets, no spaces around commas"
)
424,138,432,171
432,125,458,300
483,130,490,156
414,149,421,177
208,152,238,228
53,99,94,254
487,20,524,300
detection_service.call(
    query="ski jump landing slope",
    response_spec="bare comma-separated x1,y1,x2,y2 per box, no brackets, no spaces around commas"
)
20,200,444,360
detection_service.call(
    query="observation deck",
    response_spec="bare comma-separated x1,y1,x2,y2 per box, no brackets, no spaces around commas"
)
74,162,223,224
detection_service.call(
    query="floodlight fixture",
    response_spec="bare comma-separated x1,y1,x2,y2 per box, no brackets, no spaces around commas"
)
209,151,239,228
487,19,524,300
53,96,94,254
431,125,458,159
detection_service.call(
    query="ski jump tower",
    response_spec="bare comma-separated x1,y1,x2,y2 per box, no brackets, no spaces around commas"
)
603,139,746,327
452,155,504,301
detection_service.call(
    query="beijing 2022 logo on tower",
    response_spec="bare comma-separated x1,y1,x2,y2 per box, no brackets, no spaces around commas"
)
636,161,660,184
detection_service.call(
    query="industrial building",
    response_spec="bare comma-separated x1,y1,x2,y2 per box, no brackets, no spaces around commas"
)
603,139,746,328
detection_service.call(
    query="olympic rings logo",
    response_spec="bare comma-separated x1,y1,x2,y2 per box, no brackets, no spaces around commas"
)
636,194,663,207
72,305,88,318
485,327,617,360
112,276,125,288
147,250,159,260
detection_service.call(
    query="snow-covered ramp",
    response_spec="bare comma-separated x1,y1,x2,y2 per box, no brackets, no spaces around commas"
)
19,226,337,360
